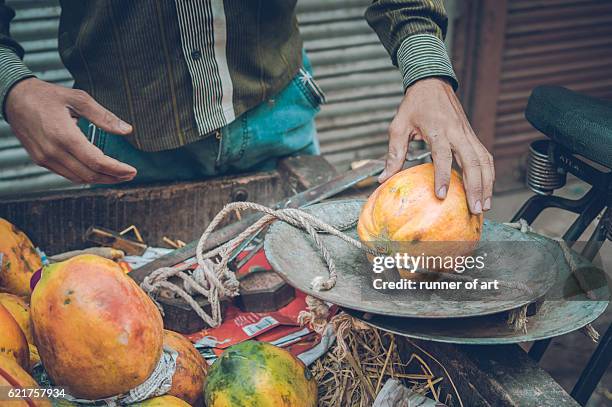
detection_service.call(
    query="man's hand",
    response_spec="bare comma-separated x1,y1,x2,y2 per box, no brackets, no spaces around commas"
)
379,77,495,214
5,78,137,184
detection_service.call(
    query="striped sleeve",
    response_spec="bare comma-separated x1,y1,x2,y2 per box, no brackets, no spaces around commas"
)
397,34,458,90
365,0,458,91
0,46,35,120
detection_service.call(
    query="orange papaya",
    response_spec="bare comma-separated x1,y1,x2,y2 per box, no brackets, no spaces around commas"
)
163,330,207,406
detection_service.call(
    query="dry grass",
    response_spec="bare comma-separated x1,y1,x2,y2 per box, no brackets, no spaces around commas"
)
311,313,462,407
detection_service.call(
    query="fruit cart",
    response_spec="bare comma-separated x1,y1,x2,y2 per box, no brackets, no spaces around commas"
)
0,154,587,406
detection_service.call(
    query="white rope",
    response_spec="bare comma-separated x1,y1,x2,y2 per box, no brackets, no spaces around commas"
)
298,295,331,335
62,346,178,406
141,201,377,327
503,219,600,341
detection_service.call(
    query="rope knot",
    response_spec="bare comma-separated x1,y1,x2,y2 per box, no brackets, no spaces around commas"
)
141,201,369,327
298,295,330,334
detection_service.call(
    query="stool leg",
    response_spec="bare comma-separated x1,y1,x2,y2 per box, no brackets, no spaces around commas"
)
571,323,612,406
581,208,611,262
520,189,607,362
511,188,604,224
528,338,552,362
561,196,607,244
511,194,550,223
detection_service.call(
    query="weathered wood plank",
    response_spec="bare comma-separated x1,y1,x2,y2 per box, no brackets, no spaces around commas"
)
0,156,336,255
397,339,579,406
0,172,282,254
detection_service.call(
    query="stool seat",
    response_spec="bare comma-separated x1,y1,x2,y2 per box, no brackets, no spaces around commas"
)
525,86,612,169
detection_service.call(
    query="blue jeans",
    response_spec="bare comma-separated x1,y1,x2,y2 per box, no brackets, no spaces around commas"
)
79,52,323,184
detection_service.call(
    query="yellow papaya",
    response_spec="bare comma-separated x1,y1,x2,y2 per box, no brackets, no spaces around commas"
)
130,395,191,406
0,292,34,344
0,303,29,369
0,218,42,297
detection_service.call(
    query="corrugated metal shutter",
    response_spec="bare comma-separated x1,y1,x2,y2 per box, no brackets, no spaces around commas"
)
0,0,454,195
0,0,74,195
493,0,612,190
297,0,404,169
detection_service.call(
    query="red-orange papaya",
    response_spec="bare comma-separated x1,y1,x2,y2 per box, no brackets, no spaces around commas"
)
30,254,163,399
0,355,51,407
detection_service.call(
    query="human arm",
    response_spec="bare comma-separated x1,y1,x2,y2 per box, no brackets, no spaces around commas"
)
366,0,495,213
0,1,136,184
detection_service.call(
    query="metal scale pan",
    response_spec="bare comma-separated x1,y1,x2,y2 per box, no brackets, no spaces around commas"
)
266,200,562,319
345,250,609,344
264,200,609,344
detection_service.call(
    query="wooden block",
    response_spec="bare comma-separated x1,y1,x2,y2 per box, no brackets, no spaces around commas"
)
0,171,285,254
158,295,231,334
237,269,295,312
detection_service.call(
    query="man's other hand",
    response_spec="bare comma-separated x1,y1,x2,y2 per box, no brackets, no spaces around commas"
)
5,78,137,184
379,77,495,214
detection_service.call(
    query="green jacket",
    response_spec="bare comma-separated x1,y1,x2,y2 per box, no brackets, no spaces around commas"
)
0,0,457,151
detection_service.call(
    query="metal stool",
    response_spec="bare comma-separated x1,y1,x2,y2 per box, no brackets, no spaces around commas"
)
511,86,612,406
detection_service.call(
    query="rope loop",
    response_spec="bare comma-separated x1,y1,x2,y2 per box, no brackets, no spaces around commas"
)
141,201,371,326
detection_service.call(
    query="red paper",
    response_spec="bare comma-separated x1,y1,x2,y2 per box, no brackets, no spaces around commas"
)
185,249,330,359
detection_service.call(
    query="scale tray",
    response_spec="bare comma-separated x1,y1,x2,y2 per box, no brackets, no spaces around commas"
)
345,246,609,344
265,200,568,319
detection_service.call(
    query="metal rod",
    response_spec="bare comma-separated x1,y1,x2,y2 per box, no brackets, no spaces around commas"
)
571,324,612,406
528,338,552,363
